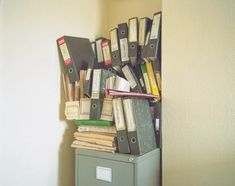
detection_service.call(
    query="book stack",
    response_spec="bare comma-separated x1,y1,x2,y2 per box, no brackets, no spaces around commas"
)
57,11,162,155
71,125,117,153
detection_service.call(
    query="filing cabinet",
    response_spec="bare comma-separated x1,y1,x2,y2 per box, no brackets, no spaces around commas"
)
75,148,160,186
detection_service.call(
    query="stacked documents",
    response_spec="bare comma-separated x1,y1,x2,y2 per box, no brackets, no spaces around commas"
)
71,125,117,153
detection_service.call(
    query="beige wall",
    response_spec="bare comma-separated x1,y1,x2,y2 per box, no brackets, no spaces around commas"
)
162,0,235,186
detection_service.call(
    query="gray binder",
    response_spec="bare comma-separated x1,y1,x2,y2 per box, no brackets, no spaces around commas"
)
123,98,156,155
145,12,161,61
112,98,130,154
90,69,113,120
128,17,138,66
57,35,95,83
118,23,129,65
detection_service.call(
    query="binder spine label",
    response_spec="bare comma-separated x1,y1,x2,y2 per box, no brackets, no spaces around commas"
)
91,70,101,98
122,66,137,89
113,99,125,131
110,29,118,52
129,18,137,42
150,14,161,40
123,100,136,132
143,73,151,93
120,38,129,62
102,40,112,65
58,38,71,65
96,39,104,63
139,19,146,46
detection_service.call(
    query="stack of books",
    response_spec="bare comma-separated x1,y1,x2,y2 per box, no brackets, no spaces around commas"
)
57,11,162,155
71,125,117,153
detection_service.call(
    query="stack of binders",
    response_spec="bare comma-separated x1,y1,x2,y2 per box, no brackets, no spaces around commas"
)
57,11,162,155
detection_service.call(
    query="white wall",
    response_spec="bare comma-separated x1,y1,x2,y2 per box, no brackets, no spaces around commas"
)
0,0,104,186
162,0,235,185
0,1,3,183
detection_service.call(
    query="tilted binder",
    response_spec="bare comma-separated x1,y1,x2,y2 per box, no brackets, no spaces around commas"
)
121,64,143,93
57,35,95,83
123,97,156,155
138,17,152,60
128,17,138,66
110,28,122,67
113,98,130,154
118,23,129,65
145,12,162,61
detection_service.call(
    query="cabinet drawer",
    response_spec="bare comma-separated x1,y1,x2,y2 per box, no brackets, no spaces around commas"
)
76,155,135,186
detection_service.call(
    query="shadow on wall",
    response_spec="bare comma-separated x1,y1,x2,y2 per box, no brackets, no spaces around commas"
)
57,47,76,186
57,1,107,185
58,120,76,186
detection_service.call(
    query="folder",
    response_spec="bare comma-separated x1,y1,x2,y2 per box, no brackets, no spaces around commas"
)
152,58,161,92
112,98,130,154
138,17,152,59
101,39,113,69
123,98,156,155
140,64,151,94
90,69,113,119
145,12,162,60
74,119,113,126
128,17,138,66
145,60,160,101
118,23,129,65
110,28,122,67
79,98,91,120
121,64,143,93
133,64,146,93
100,98,113,121
95,37,106,68
64,101,80,120
57,36,95,83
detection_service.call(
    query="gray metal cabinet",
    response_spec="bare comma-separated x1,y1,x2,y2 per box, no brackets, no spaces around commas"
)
75,148,160,186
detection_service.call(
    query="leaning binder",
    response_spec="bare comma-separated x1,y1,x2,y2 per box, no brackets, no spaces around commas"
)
113,98,130,154
122,64,143,93
118,23,129,65
123,98,156,155
128,17,138,66
145,12,162,61
138,17,152,59
57,36,95,83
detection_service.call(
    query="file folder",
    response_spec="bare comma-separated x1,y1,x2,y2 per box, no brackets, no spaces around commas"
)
121,64,143,93
110,28,122,67
113,98,130,154
128,17,138,66
57,35,95,83
133,64,146,93
123,98,156,155
118,23,129,65
145,12,162,60
145,60,160,101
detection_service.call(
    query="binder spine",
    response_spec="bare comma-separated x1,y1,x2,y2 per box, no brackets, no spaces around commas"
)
118,23,129,65
128,17,138,66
